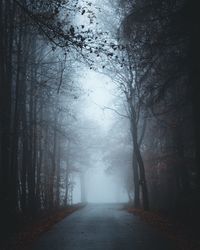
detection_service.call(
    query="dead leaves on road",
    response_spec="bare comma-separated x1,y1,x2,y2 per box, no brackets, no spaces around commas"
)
4,205,83,250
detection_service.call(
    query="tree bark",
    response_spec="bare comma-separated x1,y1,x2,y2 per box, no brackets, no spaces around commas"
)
130,101,149,210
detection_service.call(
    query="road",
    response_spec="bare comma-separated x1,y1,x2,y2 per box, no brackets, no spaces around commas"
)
32,204,176,250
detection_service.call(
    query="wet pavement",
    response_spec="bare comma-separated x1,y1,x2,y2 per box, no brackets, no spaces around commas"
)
32,203,176,250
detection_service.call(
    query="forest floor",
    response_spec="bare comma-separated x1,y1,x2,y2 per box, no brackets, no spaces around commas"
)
1,204,84,250
125,206,200,250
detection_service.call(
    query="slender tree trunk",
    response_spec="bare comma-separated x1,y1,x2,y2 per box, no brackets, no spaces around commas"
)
44,122,50,209
64,160,69,206
19,18,29,213
132,151,140,207
173,127,190,192
187,0,200,189
80,172,86,203
10,18,23,213
36,99,44,210
130,101,149,210
49,113,58,208
64,141,70,206
27,44,37,214
56,140,61,207
21,106,28,212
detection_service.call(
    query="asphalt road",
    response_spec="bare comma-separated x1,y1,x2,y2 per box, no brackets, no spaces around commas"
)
32,204,176,250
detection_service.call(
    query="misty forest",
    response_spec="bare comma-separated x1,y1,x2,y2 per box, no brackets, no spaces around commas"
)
1,0,200,249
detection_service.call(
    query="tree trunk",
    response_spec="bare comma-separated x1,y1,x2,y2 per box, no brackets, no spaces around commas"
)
49,113,58,208
132,151,140,207
80,172,86,203
130,101,149,210
56,140,61,207
187,0,200,189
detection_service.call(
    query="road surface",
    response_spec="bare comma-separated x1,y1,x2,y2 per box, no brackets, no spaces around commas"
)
32,204,176,250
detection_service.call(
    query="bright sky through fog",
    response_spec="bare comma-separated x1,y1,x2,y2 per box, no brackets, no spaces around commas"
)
80,69,115,129
74,0,116,129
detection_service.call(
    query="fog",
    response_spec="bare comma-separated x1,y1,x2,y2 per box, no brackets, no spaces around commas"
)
71,69,129,204
73,165,128,204
87,165,128,202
